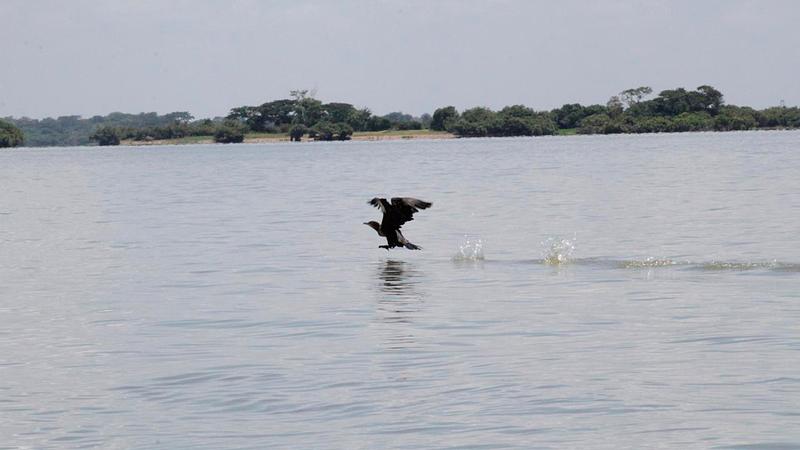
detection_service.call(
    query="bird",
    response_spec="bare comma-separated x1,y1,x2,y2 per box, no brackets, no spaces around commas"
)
364,197,432,250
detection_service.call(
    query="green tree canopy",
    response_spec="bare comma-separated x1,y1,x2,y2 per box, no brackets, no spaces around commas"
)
430,106,459,131
0,119,24,148
258,99,296,127
620,86,653,108
323,102,358,124
451,107,497,137
495,105,557,136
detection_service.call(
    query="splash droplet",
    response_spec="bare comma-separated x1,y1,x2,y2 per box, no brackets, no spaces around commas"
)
541,236,576,265
453,236,485,261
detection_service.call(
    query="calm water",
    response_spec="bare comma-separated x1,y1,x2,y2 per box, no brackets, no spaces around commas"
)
1,131,799,449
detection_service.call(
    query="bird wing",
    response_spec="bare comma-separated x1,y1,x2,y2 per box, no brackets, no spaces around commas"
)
368,197,390,213
389,197,432,226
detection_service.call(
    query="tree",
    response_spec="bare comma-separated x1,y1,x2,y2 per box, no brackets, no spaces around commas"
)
366,116,391,131
89,126,120,146
0,119,24,147
430,106,459,131
348,108,372,131
651,88,692,116
382,112,415,124
396,121,423,130
606,96,624,118
323,102,358,124
163,111,194,123
226,106,261,131
451,107,497,137
551,103,584,129
695,85,724,115
293,97,324,126
419,113,432,128
258,99,297,129
288,89,324,127
620,86,653,108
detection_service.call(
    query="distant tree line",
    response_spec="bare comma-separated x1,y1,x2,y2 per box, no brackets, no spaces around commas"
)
432,85,800,137
225,89,431,142
4,85,800,147
430,105,558,137
4,111,229,147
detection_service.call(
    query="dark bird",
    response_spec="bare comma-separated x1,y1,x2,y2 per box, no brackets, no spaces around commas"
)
364,197,432,250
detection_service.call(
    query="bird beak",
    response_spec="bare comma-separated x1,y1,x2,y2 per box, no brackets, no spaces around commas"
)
362,222,369,225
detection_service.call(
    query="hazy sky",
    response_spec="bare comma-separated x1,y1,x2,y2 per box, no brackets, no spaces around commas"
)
2,0,799,119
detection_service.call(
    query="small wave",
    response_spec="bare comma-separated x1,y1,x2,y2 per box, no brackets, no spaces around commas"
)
772,263,800,273
541,236,576,265
619,257,681,269
514,255,800,273
453,236,485,261
615,258,800,273
695,260,800,272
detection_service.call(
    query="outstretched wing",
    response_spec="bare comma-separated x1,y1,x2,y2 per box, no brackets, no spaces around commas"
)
368,197,390,213
389,197,432,227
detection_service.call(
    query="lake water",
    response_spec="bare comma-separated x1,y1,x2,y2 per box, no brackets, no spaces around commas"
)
1,131,799,449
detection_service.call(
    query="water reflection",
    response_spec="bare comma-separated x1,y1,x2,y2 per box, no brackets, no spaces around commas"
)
373,260,426,350
377,259,421,298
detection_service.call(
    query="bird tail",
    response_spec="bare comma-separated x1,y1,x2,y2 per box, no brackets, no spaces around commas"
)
404,242,421,250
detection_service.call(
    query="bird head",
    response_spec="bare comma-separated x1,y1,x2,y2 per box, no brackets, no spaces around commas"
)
363,221,380,232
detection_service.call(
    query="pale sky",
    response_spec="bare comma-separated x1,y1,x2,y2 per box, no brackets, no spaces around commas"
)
2,0,799,119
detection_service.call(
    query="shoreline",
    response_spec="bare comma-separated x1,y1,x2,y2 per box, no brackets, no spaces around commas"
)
14,127,798,149
121,130,457,146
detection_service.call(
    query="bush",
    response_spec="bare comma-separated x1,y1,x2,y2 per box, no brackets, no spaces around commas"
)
214,120,246,143
366,116,391,131
576,114,623,134
336,123,354,140
497,111,558,136
190,119,218,136
630,116,674,133
396,121,422,130
671,112,713,132
451,118,490,137
311,122,353,141
757,107,800,128
289,124,307,142
0,119,24,147
714,107,757,131
89,126,121,146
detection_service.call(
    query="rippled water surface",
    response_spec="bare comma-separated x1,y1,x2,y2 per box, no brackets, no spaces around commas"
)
2,131,799,449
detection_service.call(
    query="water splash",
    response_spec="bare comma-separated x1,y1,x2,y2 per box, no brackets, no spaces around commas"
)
453,236,485,261
619,257,679,269
541,236,576,265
